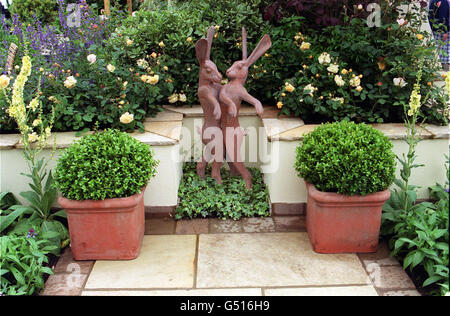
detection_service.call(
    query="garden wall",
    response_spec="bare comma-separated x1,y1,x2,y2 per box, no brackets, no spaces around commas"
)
0,115,184,212
1,106,448,216
263,122,449,215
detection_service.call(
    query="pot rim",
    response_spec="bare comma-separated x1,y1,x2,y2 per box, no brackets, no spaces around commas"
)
58,186,146,210
305,181,390,205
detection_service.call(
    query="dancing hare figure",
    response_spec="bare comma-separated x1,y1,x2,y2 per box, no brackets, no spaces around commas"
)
195,26,224,181
217,28,271,189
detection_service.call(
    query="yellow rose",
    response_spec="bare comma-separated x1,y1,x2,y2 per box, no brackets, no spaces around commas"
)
179,93,187,102
416,33,424,41
151,52,157,58
300,42,311,51
186,37,192,43
285,82,295,93
276,101,283,109
349,76,361,87
120,112,134,124
106,64,115,72
0,74,10,89
356,86,363,92
64,76,77,89
140,75,149,83
334,75,345,87
168,93,179,103
147,75,159,85
158,41,165,48
126,38,133,46
327,63,339,74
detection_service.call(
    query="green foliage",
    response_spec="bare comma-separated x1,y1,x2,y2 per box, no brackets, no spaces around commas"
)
0,230,56,296
295,121,396,195
381,65,449,296
382,154,449,296
43,45,174,132
175,162,270,220
54,129,159,200
0,160,70,256
105,0,270,107
10,0,59,25
275,17,448,124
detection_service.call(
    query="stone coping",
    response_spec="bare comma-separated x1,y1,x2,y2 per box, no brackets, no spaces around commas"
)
267,122,449,142
2,106,448,149
163,104,287,119
0,111,184,150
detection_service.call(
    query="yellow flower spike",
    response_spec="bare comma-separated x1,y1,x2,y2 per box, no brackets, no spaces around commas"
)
445,72,450,94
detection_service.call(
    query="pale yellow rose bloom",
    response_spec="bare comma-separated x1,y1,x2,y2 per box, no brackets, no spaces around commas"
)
106,64,116,72
0,74,10,89
168,94,179,103
120,112,134,124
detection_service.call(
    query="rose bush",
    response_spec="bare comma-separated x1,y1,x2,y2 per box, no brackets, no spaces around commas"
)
1,0,447,133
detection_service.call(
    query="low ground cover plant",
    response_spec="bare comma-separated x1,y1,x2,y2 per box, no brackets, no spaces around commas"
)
175,162,270,220
0,230,56,296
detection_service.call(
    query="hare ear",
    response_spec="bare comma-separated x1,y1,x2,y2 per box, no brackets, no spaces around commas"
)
242,27,247,60
246,34,271,66
205,26,215,60
195,39,208,65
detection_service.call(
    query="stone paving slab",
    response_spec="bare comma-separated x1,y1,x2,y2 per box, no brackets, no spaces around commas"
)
53,247,94,274
262,118,305,139
40,273,88,296
366,265,417,290
358,242,400,267
144,121,182,141
175,219,209,234
379,289,421,296
196,233,370,288
145,218,176,235
84,235,197,289
273,216,306,232
82,288,262,296
146,111,183,122
264,285,378,296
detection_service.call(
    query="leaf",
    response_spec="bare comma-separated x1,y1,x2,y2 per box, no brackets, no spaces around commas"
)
0,192,19,209
0,207,29,233
49,210,67,220
423,275,443,287
19,191,41,211
9,266,25,285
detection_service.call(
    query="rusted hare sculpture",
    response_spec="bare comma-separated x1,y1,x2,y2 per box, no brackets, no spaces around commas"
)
195,26,223,182
196,26,271,189
217,28,271,189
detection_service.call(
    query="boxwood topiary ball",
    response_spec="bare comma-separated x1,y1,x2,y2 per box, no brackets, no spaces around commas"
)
294,121,395,196
54,129,159,200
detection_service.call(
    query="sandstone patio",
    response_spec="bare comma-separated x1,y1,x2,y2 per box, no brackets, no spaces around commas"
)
41,215,421,296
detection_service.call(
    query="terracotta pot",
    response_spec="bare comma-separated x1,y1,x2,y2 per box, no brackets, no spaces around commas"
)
305,182,390,254
59,188,145,260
